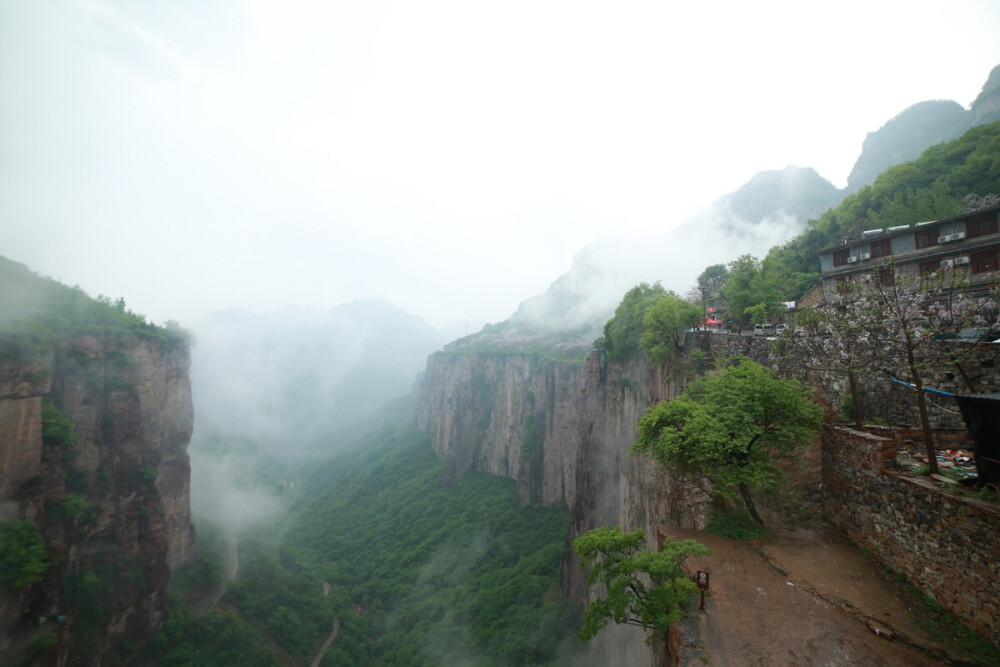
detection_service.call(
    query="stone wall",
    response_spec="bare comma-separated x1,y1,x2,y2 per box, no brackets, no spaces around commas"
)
690,331,1000,430
822,425,999,646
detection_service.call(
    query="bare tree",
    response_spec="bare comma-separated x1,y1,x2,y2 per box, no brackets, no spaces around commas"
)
809,259,997,474
793,305,885,426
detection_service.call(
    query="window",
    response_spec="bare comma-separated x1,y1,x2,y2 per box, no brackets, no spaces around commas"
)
870,238,892,259
874,265,895,286
971,249,999,274
833,248,849,267
918,260,939,276
915,227,939,249
966,213,998,239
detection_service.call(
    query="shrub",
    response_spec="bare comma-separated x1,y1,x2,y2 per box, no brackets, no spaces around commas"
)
704,508,768,541
41,399,76,447
0,520,50,587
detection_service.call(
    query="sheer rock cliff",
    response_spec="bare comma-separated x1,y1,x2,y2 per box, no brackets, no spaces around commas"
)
416,343,708,664
0,331,193,665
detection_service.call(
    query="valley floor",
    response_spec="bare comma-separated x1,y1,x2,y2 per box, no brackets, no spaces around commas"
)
668,521,987,666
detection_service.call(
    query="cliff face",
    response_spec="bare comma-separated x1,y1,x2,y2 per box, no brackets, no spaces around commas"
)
416,353,586,506
415,346,707,664
0,331,193,665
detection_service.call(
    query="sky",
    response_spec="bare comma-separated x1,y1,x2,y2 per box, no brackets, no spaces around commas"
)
2,0,999,330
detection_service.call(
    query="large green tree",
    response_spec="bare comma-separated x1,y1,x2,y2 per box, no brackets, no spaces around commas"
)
722,255,785,328
639,293,701,364
633,358,822,525
597,282,668,361
572,527,709,643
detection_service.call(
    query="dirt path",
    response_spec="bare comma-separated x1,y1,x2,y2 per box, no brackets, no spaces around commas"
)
207,535,239,610
308,582,338,667
668,523,953,666
308,619,339,667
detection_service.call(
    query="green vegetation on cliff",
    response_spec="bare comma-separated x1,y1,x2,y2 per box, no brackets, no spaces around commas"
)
597,283,704,364
0,256,186,363
573,527,709,644
0,521,50,588
634,357,822,525
440,321,595,363
595,282,667,361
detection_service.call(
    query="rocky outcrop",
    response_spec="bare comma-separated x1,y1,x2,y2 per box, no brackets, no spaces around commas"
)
0,331,193,666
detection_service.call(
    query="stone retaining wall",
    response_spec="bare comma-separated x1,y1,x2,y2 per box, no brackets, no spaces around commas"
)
822,425,1000,646
687,332,1000,431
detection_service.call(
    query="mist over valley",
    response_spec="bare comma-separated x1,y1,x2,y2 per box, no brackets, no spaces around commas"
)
3,3,1000,665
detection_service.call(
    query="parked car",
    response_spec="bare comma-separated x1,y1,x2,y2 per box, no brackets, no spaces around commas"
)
775,324,788,336
753,324,775,337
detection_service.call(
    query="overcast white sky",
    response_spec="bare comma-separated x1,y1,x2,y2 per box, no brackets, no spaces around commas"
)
2,0,999,329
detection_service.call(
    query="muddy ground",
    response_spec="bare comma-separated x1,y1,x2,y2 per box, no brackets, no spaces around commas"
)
667,517,987,666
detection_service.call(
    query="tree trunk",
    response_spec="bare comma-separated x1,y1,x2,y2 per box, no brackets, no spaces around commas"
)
848,370,863,426
738,483,765,526
952,360,977,394
909,359,938,475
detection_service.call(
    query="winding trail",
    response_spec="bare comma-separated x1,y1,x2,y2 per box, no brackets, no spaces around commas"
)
207,535,239,610
308,581,339,667
309,619,340,667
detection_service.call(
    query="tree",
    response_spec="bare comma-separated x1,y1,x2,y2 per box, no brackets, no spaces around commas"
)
639,293,700,364
722,255,785,328
0,520,50,588
597,282,668,362
793,305,888,426
633,357,822,525
572,527,709,643
810,260,998,475
41,398,76,447
691,264,729,322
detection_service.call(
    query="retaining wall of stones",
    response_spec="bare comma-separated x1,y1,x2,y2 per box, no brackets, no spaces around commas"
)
822,425,999,646
687,332,1000,431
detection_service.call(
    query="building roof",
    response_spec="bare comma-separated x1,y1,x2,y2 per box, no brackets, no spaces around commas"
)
817,204,1000,255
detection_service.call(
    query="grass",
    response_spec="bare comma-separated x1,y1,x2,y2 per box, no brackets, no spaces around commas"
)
880,566,1000,664
905,583,1000,664
703,508,768,541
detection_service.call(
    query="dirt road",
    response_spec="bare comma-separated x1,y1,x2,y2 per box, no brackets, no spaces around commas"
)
668,522,960,666
308,619,339,667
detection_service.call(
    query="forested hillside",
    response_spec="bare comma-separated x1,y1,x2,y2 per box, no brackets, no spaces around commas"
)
154,403,578,666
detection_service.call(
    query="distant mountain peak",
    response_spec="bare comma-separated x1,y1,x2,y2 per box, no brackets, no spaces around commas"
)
845,99,972,194
714,165,840,227
971,64,1000,125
